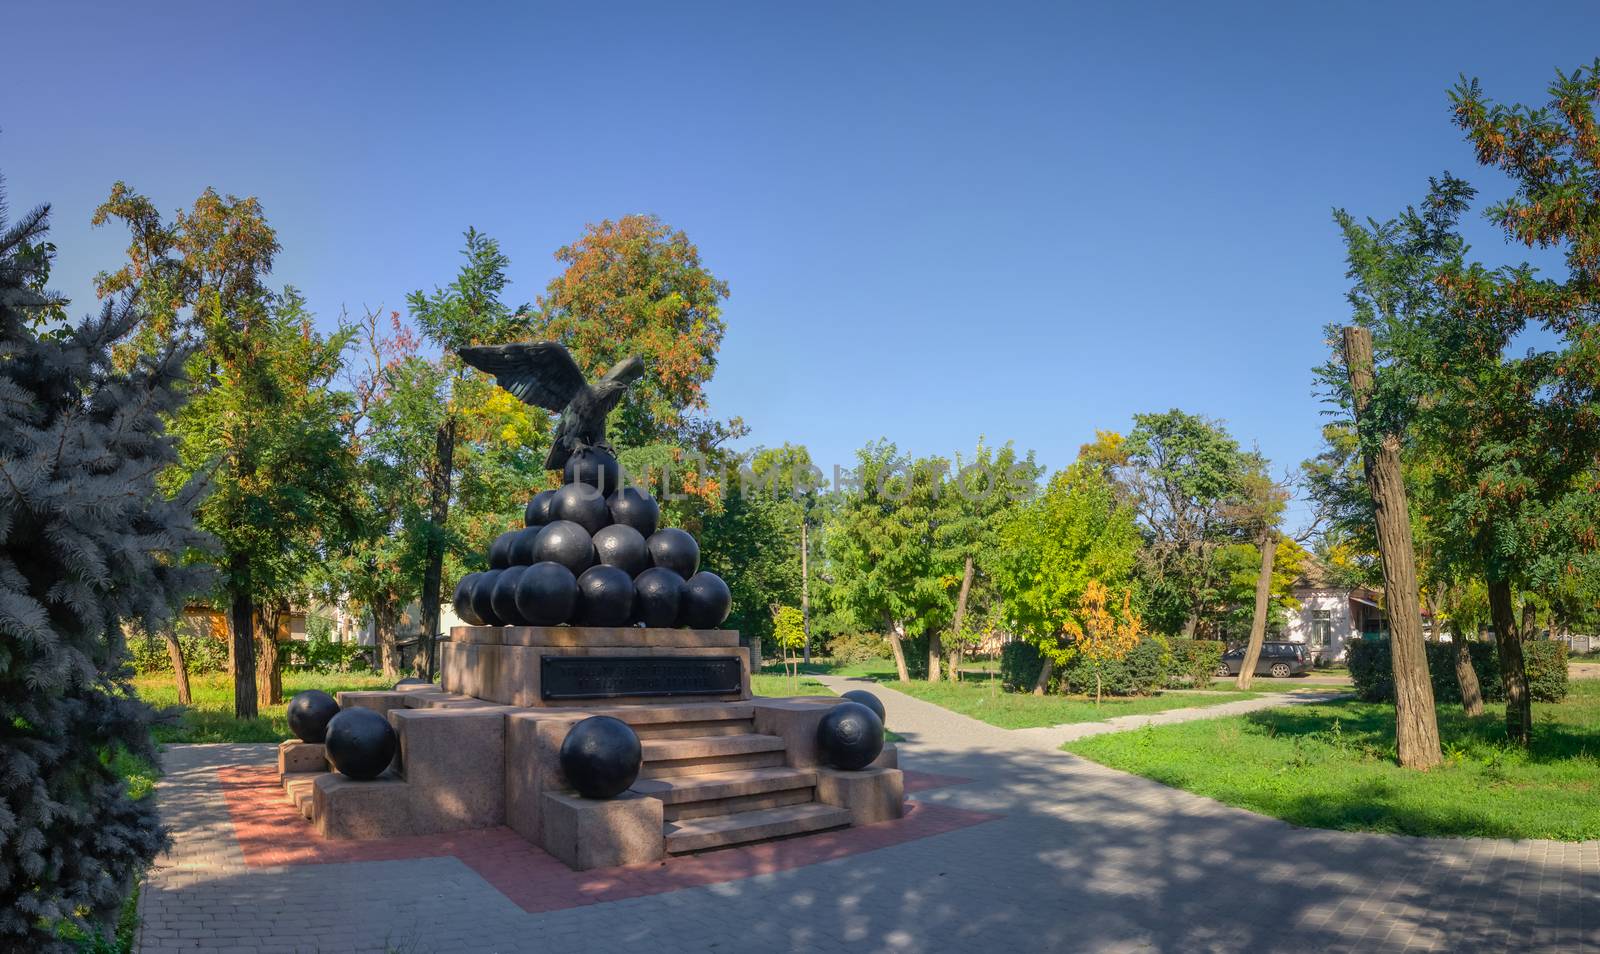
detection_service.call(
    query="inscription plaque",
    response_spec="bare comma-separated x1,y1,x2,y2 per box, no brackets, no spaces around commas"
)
540,655,743,700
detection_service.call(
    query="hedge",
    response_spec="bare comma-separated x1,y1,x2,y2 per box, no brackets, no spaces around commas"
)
1000,635,1173,696
1348,637,1568,704
825,631,894,665
1166,638,1225,688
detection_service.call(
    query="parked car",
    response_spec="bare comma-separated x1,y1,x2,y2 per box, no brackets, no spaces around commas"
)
1215,642,1310,678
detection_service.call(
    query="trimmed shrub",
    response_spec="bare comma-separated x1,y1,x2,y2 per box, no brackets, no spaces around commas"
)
1002,635,1174,696
1348,637,1568,705
1524,641,1569,703
128,632,229,676
281,635,367,673
825,631,893,666
1167,638,1224,687
1058,634,1172,697
1000,640,1046,690
1346,638,1393,702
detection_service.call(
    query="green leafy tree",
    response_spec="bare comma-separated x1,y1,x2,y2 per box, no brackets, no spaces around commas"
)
1444,62,1600,742
771,604,807,691
93,185,355,717
824,442,952,681
317,310,441,676
992,462,1143,694
928,441,1041,680
407,229,542,673
0,188,210,950
1118,410,1253,637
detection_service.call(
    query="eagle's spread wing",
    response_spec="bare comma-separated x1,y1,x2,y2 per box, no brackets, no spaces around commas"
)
458,343,587,412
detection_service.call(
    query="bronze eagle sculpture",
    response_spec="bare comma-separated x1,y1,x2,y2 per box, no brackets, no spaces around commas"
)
458,342,644,471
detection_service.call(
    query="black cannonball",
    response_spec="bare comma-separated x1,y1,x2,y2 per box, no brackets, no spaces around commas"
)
593,524,650,577
607,486,660,538
679,571,731,629
489,529,519,569
324,707,399,781
533,520,596,576
563,446,622,492
524,489,558,527
647,527,700,579
841,689,886,724
816,701,884,771
551,482,610,535
453,573,484,626
508,526,542,566
491,565,530,626
514,561,578,626
395,677,431,689
470,568,506,626
575,564,635,627
286,689,340,743
632,566,685,628
559,715,642,798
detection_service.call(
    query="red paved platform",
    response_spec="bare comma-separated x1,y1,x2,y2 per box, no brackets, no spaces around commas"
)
218,765,995,914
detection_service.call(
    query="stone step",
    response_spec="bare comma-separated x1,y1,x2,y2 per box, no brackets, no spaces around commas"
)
594,702,756,726
637,749,787,779
637,733,788,779
665,786,816,821
630,719,757,739
282,771,322,806
664,802,853,854
631,766,816,804
640,733,785,761
632,766,817,821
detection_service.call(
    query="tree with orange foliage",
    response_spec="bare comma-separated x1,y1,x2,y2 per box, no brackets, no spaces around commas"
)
529,214,743,457
1070,580,1144,704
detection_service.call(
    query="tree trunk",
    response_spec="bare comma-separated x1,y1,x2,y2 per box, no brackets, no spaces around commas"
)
1451,623,1484,717
229,568,258,720
947,556,975,683
374,599,401,678
1235,534,1278,691
885,615,909,682
800,520,811,664
1181,614,1199,638
164,628,191,705
927,630,943,682
255,606,284,710
255,633,280,710
419,415,456,680
1032,655,1055,696
1487,577,1532,745
1343,326,1441,769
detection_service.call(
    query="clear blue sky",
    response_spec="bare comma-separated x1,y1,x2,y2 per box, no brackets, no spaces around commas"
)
6,1,1596,529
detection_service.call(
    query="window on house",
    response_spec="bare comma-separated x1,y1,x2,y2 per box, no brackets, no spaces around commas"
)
1309,609,1332,648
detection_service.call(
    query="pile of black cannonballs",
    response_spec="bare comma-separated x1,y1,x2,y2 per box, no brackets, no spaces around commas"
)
451,446,733,629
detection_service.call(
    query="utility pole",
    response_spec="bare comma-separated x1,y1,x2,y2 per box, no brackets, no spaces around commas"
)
801,519,811,663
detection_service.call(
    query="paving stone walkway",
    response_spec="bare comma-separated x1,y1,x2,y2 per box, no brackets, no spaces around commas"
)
139,683,1598,953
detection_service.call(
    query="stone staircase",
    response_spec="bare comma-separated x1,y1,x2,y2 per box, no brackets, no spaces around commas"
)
282,770,322,819
600,702,853,854
277,691,898,867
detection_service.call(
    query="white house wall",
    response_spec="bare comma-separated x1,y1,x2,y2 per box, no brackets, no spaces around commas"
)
1283,587,1359,662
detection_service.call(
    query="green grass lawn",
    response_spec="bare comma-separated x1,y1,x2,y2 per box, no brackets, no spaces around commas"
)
1064,680,1600,841
749,672,830,697
134,670,395,743
881,678,1268,729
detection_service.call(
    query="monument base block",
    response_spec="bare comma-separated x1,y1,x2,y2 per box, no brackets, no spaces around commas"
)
295,626,904,870
541,791,665,869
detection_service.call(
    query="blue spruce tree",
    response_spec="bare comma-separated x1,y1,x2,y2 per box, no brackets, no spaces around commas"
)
0,180,212,949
